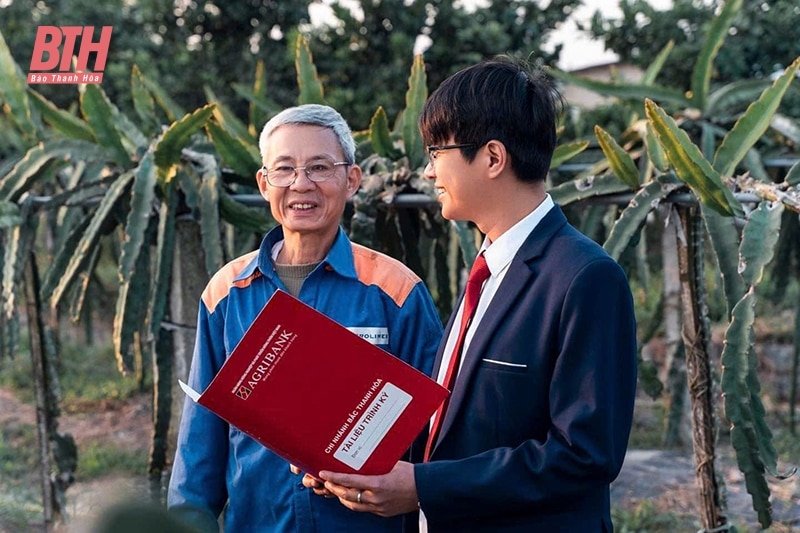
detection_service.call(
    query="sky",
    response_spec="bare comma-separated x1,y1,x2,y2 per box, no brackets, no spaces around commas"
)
543,0,675,70
310,0,678,72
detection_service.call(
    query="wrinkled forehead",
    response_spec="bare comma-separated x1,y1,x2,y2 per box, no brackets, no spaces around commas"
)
263,124,343,163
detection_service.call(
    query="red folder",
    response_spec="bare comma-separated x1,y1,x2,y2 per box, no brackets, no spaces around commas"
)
180,290,448,476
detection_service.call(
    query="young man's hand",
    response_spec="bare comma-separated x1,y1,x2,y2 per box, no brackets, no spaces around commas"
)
319,461,419,517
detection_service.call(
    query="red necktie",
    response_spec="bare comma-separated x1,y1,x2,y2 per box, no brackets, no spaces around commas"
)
424,253,491,461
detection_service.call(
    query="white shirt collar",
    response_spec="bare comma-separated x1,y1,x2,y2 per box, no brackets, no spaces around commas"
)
481,194,554,276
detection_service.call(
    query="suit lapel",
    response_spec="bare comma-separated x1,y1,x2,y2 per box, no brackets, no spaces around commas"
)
432,205,569,455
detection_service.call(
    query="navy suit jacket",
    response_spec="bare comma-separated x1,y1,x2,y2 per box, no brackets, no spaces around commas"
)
413,205,638,532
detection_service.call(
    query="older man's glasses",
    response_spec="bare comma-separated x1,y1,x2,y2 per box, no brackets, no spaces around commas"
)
426,143,477,166
262,160,350,187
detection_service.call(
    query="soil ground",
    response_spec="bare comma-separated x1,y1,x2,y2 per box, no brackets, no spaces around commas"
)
1,388,798,532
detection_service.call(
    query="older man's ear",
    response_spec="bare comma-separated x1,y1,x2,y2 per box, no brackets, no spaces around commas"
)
345,164,362,197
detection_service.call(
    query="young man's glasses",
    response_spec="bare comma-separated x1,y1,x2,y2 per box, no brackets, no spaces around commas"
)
426,144,477,166
262,160,350,188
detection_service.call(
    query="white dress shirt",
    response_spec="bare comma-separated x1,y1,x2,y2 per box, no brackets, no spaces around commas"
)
435,194,554,381
420,194,554,531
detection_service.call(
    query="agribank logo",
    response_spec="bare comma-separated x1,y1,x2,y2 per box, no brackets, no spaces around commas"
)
27,26,113,85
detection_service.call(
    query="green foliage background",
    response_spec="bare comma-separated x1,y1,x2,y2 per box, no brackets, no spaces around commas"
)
0,0,799,530
0,0,579,132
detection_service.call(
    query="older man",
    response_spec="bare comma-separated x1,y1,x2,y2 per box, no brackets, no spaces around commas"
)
168,104,442,532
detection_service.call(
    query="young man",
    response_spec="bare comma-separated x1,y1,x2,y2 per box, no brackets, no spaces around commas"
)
319,57,638,532
167,104,442,532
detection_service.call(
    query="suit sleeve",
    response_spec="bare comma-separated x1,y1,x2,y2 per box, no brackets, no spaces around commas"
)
414,258,637,521
167,302,230,532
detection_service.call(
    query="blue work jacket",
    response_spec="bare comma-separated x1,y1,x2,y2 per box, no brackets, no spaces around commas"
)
168,226,442,532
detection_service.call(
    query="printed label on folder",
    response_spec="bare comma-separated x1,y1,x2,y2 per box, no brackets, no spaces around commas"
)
333,382,411,470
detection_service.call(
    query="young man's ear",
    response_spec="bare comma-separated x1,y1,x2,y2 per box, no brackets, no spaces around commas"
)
484,140,509,179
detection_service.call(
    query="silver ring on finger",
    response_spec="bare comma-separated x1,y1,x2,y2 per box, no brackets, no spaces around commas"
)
357,490,363,504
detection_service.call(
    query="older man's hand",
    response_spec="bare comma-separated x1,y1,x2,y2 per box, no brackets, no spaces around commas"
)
290,464,334,498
